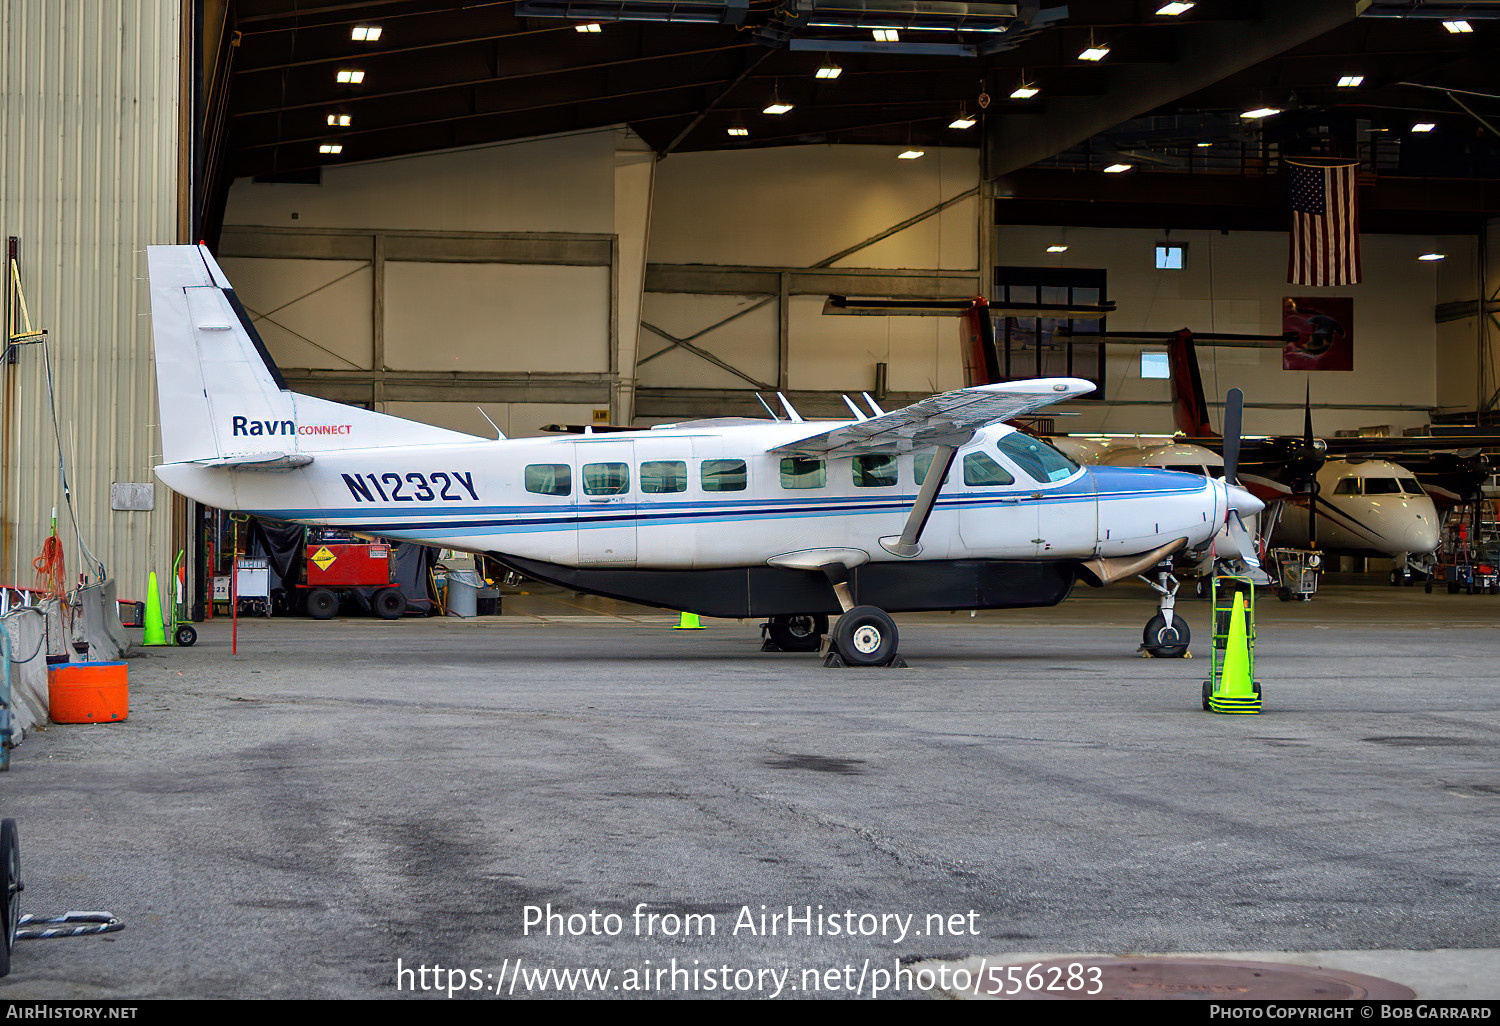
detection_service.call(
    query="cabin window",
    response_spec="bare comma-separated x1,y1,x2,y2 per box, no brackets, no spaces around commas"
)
963,452,1016,487
582,462,630,496
852,454,897,488
702,459,747,492
997,433,1077,483
1333,478,1362,496
1363,478,1401,495
525,464,571,496
640,460,687,494
913,452,933,484
779,457,826,490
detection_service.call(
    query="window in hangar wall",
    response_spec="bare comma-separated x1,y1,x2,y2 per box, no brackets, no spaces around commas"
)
991,266,1107,399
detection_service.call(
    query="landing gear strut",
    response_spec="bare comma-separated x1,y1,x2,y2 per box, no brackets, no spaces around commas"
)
820,563,906,667
1140,558,1191,658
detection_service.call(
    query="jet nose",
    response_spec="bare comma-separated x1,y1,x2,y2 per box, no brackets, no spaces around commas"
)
1225,482,1264,518
1402,514,1440,555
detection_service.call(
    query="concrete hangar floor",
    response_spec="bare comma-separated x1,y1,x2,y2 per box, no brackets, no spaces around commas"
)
0,582,1496,999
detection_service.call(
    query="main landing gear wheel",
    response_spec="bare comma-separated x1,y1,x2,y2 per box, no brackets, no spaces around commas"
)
766,614,828,652
831,606,898,667
306,588,338,620
1,818,20,978
1143,613,1190,659
374,588,407,620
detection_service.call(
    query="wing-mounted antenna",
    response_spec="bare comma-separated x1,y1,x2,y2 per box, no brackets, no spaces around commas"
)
841,395,868,421
476,406,506,440
755,393,783,421
861,392,886,417
776,392,805,424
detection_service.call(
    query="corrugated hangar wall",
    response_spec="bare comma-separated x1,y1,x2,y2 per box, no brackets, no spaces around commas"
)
0,0,181,600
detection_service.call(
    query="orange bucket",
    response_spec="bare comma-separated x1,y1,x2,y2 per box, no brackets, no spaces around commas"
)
48,661,129,723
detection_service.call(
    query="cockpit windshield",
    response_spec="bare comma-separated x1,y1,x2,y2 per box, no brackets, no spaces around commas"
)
997,433,1079,483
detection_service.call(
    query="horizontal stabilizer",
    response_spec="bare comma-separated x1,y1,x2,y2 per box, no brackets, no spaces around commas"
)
192,452,314,472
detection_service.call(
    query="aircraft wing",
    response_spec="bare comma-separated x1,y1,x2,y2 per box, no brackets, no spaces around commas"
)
191,452,314,471
771,378,1095,458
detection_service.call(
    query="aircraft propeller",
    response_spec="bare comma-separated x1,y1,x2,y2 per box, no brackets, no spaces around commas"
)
1221,387,1269,582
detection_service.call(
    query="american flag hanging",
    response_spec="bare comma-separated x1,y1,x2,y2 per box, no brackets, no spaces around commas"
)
1287,161,1361,287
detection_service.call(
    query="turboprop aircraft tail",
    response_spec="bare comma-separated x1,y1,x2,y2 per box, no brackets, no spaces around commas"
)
147,244,478,467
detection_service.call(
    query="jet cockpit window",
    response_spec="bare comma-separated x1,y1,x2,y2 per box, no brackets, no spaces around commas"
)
702,459,747,492
526,464,572,496
1399,478,1424,495
780,457,826,490
582,462,630,495
640,460,687,494
1363,478,1402,494
996,433,1078,483
1333,478,1361,495
963,452,1016,487
852,454,898,488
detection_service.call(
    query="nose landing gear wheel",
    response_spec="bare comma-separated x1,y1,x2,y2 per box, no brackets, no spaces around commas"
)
831,606,898,666
766,614,828,652
1143,613,1190,658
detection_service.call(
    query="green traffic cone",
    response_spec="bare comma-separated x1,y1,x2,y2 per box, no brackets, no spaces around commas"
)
143,571,168,646
674,611,705,630
1209,591,1260,714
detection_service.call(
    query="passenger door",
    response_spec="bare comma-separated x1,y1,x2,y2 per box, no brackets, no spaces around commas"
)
573,440,636,566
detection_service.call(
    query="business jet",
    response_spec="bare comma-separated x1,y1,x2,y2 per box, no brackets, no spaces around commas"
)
147,245,1266,666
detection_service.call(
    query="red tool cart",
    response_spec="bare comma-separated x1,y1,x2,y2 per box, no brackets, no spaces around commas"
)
299,542,408,619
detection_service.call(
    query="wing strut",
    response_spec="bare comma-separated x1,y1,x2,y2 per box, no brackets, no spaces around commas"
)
879,445,957,558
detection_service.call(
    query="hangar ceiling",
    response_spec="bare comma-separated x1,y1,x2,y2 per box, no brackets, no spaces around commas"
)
201,0,1500,237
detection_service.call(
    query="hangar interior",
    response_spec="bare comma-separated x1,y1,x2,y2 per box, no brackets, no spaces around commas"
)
2,0,1500,1001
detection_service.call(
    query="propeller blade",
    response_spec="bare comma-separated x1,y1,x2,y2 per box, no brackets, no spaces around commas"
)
1226,510,1271,584
1303,380,1313,447
1222,388,1243,486
1307,479,1319,550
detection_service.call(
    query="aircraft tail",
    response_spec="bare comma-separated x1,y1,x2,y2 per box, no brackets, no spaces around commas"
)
1166,328,1214,437
960,298,1000,387
147,245,477,466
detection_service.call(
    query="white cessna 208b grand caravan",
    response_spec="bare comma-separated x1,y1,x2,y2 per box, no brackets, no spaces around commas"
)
149,244,1264,666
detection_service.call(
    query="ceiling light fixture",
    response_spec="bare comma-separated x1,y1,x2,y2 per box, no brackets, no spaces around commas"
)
1196,141,1212,147
335,69,364,84
326,114,351,127
1337,75,1364,87
1010,83,1039,99
763,101,794,115
898,149,925,159
1078,43,1110,61
319,144,343,154
575,22,602,32
1418,252,1446,261
815,63,843,79
873,28,900,42
727,126,748,137
1155,2,1194,14
949,115,977,129
1442,20,1472,33
1103,163,1132,173
1411,122,1436,132
1046,245,1069,253
1240,106,1281,119
350,25,381,41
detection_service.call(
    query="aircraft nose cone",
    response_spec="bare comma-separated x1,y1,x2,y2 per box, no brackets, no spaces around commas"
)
1403,515,1440,555
1225,482,1264,518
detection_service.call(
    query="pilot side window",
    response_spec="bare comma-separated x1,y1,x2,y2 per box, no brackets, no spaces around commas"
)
996,433,1078,483
1363,478,1401,495
1333,478,1362,496
963,452,1016,487
582,462,630,496
640,460,687,494
1399,478,1423,494
779,457,826,490
702,459,747,492
852,454,897,488
525,464,571,496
